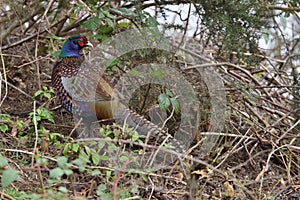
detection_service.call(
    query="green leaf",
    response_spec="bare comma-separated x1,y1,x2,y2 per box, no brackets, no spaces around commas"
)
150,70,165,78
106,18,115,29
84,146,91,156
118,21,132,28
79,149,90,162
1,169,19,187
280,15,287,30
120,156,128,162
91,153,101,165
58,186,68,193
35,116,41,122
49,133,63,142
98,10,104,18
95,26,114,42
33,90,43,98
170,97,180,114
105,58,120,69
0,114,11,122
114,8,137,17
246,96,256,106
83,17,101,31
88,16,100,28
96,184,107,196
266,196,275,200
71,159,85,173
165,88,173,97
141,174,148,182
40,108,54,123
158,94,171,110
49,167,64,179
47,178,60,184
131,131,139,142
102,9,115,19
16,120,25,129
52,35,61,40
72,143,80,152
0,124,9,133
99,155,109,161
97,141,106,150
90,169,101,176
0,156,8,168
44,93,51,99
98,26,114,34
63,143,71,156
107,143,117,152
106,170,112,180
52,50,61,57
57,156,68,168
128,69,145,76
63,169,73,176
145,16,159,27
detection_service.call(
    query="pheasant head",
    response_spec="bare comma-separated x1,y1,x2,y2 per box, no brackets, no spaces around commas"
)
59,35,93,58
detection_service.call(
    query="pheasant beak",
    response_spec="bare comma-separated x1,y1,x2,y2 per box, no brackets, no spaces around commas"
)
85,41,94,48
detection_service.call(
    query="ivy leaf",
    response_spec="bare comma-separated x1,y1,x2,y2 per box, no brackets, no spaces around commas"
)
63,169,73,176
165,88,173,97
59,186,68,193
170,97,180,114
71,159,85,173
83,17,101,31
49,167,64,179
1,169,19,187
57,156,67,166
145,16,159,27
96,184,107,196
95,26,114,42
158,94,171,110
0,156,8,168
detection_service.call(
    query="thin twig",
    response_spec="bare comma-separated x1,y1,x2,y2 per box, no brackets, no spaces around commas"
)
0,48,8,108
31,101,39,167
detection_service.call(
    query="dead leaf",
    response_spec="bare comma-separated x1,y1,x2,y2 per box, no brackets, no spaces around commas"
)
223,181,235,197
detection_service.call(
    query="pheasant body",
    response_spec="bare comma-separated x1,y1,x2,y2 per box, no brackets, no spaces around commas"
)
51,35,185,154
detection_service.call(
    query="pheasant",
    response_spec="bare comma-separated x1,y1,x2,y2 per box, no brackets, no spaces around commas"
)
51,35,185,154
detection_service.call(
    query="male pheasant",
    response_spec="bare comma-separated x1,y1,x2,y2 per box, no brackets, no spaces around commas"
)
51,35,185,154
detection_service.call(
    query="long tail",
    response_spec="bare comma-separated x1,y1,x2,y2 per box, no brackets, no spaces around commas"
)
114,107,185,154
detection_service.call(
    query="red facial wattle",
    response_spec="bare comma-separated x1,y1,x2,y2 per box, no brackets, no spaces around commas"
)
77,37,87,47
